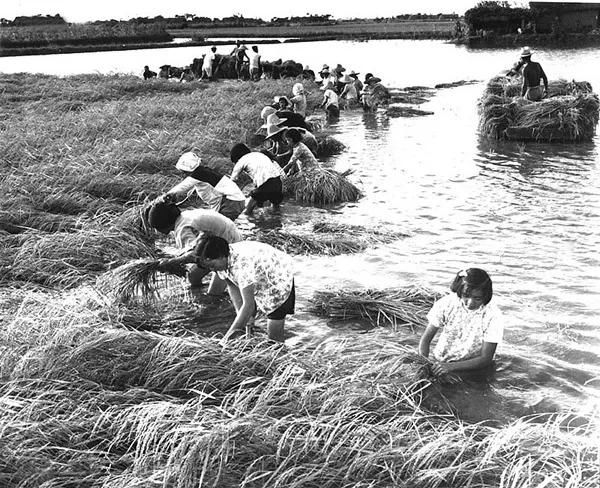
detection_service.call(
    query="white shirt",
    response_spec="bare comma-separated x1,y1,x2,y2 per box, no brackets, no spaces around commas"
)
323,89,339,108
173,209,242,250
204,51,216,65
231,152,283,188
249,52,261,70
427,293,504,362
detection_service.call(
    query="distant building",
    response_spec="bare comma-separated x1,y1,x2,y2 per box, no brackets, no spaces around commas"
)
530,2,600,33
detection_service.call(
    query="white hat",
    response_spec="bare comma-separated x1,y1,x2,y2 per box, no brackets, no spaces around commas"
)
260,106,277,120
175,152,201,172
520,46,532,57
292,83,305,96
265,124,286,139
261,113,287,129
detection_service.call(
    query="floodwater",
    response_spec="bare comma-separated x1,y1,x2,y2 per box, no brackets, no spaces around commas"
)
1,40,599,425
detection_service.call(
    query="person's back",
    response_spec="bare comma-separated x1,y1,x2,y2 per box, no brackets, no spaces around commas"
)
231,151,282,187
519,48,548,101
174,209,241,248
523,61,547,90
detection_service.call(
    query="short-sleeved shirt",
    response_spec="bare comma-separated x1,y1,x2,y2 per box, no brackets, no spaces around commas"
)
427,294,504,362
323,89,339,108
173,209,242,250
231,152,283,188
249,52,261,70
217,241,294,314
288,142,319,172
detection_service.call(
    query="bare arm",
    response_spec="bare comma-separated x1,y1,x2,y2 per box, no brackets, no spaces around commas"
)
432,342,498,375
419,324,438,357
540,66,548,90
222,284,256,341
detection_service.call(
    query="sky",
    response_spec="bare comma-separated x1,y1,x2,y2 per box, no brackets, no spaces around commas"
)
2,0,486,23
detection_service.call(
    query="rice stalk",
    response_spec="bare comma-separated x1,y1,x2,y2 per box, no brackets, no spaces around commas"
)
283,167,362,204
310,287,441,330
315,135,346,157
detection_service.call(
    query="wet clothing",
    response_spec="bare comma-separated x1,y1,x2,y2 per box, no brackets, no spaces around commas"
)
340,82,358,103
521,61,548,100
322,89,339,109
173,209,242,250
427,294,504,363
217,241,295,316
250,176,283,205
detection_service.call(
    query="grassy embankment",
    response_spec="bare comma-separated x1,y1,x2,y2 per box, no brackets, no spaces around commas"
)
0,73,598,487
0,20,454,57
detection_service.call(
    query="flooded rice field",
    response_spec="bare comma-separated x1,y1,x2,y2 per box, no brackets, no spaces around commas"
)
1,39,599,425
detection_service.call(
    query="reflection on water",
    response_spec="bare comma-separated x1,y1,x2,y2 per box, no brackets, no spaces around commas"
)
2,40,600,424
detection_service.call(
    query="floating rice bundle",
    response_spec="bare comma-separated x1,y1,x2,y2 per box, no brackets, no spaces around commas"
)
315,135,346,157
479,76,599,142
10,227,157,288
283,167,362,205
251,222,407,256
310,287,441,330
96,258,187,304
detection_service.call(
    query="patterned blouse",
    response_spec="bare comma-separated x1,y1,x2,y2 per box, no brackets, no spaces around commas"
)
427,294,504,362
288,142,319,173
217,241,294,314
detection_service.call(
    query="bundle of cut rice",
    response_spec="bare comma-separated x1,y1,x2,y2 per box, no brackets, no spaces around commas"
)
310,287,441,330
479,76,599,142
283,167,362,205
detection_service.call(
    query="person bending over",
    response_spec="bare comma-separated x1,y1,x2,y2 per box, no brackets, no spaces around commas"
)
230,143,284,216
281,128,319,176
419,268,505,375
147,201,241,286
160,151,245,222
195,235,295,342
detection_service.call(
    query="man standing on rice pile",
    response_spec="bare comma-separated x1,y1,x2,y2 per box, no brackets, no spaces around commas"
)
230,143,285,216
147,201,242,287
520,47,548,102
249,45,261,81
194,235,295,342
160,152,246,222
230,42,249,81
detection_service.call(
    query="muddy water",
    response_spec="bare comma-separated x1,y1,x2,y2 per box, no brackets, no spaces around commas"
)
1,40,599,424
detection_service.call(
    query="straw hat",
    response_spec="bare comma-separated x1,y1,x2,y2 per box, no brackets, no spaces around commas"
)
260,106,277,121
240,45,248,50
274,95,292,106
334,63,346,73
176,151,202,172
366,76,382,84
261,113,287,129
265,124,287,139
520,46,532,57
348,70,360,77
339,74,352,83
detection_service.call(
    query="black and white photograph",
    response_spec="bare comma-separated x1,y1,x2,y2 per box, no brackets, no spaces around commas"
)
1,0,599,486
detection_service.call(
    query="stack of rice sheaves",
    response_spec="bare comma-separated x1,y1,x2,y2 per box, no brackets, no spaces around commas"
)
478,76,599,142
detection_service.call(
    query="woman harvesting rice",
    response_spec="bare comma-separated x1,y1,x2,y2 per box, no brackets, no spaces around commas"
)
419,268,505,375
160,151,245,221
147,201,242,286
195,235,295,342
282,128,320,176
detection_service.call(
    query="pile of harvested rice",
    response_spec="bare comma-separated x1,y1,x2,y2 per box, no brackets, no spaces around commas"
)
479,76,599,141
283,167,362,204
310,287,441,330
96,258,187,304
251,221,408,256
315,135,346,157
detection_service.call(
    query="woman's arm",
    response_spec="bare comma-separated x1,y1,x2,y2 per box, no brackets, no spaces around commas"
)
222,284,256,341
432,342,497,375
419,324,438,357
